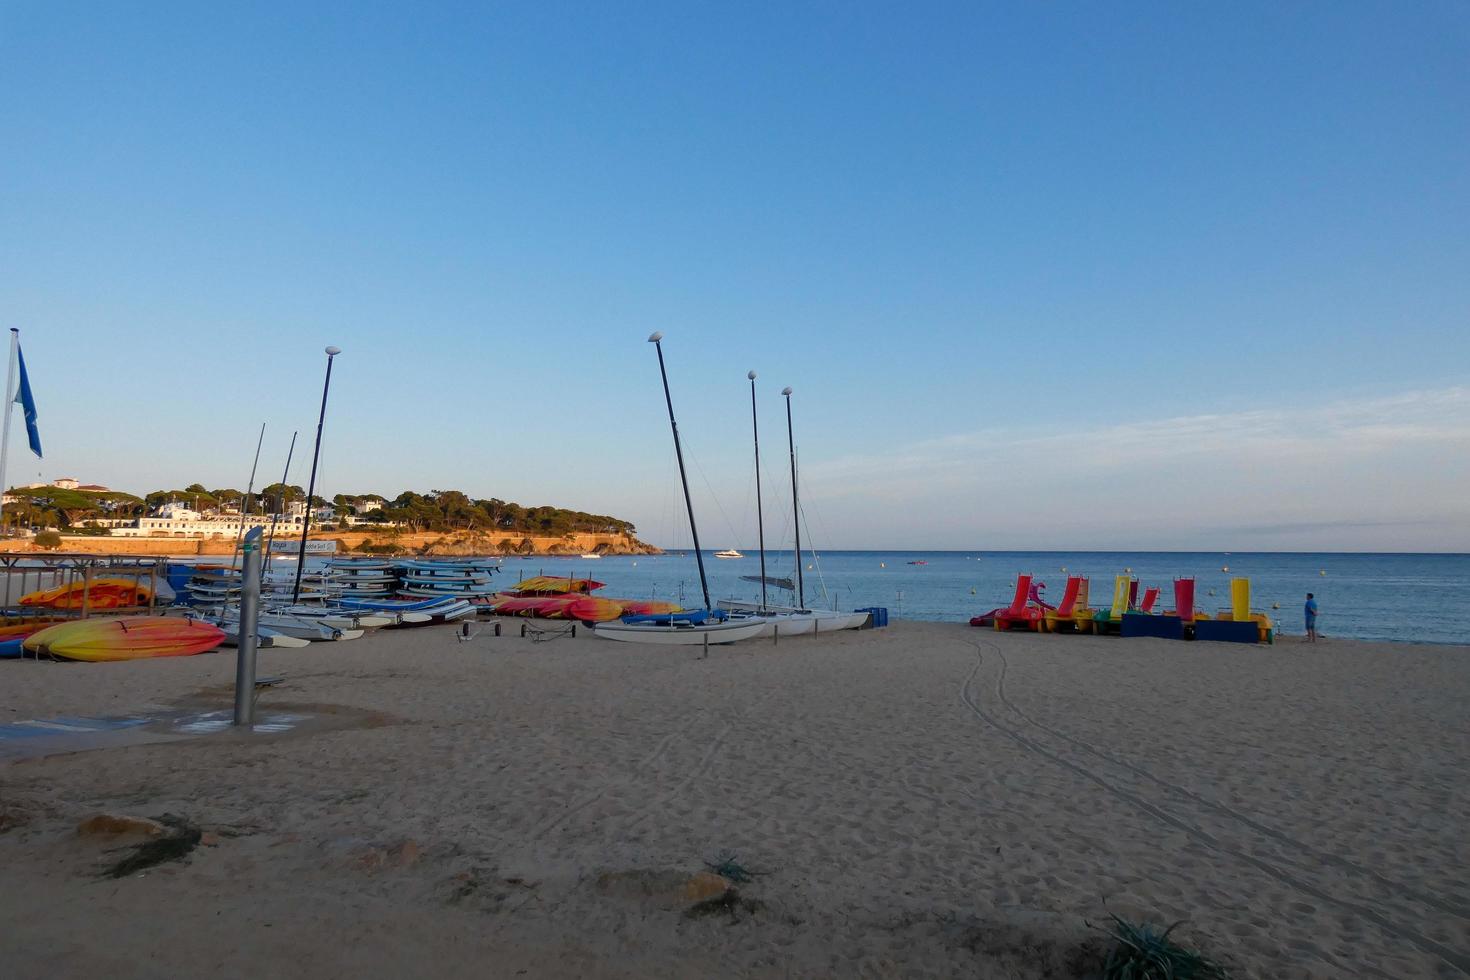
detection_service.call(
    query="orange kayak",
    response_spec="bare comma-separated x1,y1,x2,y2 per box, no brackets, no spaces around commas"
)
614,599,682,616
0,618,65,638
19,578,154,610
22,617,225,662
556,596,625,623
485,594,585,617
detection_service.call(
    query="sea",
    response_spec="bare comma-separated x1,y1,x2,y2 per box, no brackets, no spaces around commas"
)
494,551,1470,645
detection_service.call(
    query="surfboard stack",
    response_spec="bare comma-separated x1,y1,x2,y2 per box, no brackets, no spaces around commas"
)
324,559,399,598
394,560,500,601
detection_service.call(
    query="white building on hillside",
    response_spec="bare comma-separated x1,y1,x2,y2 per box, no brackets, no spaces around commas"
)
112,507,310,539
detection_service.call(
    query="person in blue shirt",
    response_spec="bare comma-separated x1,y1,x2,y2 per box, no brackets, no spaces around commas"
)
1304,593,1319,642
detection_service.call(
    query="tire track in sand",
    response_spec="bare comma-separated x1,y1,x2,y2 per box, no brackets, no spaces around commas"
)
524,714,706,843
958,641,1470,978
986,641,1470,920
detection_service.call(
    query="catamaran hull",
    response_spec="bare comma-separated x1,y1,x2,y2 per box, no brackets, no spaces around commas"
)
753,613,818,636
592,619,767,645
718,600,868,632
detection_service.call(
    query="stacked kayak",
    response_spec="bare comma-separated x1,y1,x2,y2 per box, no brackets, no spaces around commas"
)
19,579,154,610
507,576,604,595
482,579,682,623
22,617,225,662
0,619,66,659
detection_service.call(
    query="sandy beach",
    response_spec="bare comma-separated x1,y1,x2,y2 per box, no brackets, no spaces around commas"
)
2,622,1466,978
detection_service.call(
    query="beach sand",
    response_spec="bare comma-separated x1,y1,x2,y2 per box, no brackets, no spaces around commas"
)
2,621,1466,978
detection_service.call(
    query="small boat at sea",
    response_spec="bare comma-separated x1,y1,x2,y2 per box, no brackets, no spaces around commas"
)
714,549,744,559
23,617,226,662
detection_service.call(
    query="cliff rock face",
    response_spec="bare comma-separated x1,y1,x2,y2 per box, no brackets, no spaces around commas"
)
15,530,661,558
334,529,661,557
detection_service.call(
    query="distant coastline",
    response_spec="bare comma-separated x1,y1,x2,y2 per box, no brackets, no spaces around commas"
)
4,528,661,558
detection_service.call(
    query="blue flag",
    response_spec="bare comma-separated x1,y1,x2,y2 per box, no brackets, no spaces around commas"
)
15,343,41,458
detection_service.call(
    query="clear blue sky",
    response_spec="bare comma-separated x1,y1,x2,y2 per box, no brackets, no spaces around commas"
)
3,2,1467,550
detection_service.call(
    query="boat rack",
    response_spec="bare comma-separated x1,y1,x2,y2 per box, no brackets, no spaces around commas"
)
0,552,171,621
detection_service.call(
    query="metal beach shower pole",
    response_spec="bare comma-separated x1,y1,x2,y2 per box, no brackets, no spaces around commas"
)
234,526,263,726
292,346,340,603
783,386,803,610
649,332,710,611
749,370,767,613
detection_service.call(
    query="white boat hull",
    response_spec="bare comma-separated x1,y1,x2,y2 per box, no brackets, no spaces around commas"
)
718,600,868,633
222,624,312,649
593,618,767,645
221,609,363,642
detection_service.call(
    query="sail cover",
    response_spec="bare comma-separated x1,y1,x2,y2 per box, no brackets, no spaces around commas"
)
741,574,795,591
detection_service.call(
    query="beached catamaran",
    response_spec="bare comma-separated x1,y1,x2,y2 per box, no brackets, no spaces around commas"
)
718,383,866,632
594,334,765,645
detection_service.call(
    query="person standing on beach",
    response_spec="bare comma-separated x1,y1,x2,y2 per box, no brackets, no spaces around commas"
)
1304,593,1319,642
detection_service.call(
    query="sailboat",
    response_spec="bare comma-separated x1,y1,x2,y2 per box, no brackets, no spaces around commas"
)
594,334,766,646
718,371,816,638
718,385,867,632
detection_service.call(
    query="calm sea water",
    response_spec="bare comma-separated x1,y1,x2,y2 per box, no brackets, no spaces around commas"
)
494,551,1470,645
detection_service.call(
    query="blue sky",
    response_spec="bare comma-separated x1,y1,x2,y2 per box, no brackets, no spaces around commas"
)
2,2,1467,550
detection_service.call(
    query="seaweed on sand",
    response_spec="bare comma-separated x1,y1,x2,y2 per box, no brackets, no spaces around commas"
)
101,813,203,879
1097,913,1229,980
704,852,767,884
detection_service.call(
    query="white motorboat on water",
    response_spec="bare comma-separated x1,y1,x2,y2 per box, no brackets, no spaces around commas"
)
714,549,743,559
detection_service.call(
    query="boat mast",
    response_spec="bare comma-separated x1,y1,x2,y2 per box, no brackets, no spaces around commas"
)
230,422,267,567
649,332,710,611
782,386,803,609
292,345,341,603
748,370,767,613
262,430,298,574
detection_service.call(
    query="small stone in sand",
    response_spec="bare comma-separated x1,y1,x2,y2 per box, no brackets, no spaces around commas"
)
77,814,166,838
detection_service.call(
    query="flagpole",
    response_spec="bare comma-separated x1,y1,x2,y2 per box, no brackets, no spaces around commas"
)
0,329,18,539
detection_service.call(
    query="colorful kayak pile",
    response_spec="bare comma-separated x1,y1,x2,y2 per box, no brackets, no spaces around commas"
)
21,617,226,662
508,576,604,595
483,577,681,623
19,578,155,610
0,619,67,659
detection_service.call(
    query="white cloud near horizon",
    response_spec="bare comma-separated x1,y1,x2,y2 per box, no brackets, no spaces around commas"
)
797,386,1470,551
